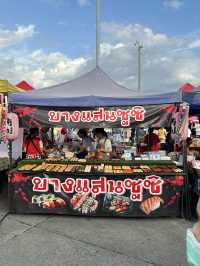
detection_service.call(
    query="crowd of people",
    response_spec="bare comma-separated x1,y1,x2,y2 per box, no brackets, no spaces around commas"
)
23,127,113,160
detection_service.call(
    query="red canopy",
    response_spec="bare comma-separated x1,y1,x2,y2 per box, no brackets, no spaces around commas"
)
180,83,194,92
16,80,34,91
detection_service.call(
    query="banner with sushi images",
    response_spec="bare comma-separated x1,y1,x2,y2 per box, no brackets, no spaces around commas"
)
11,104,187,133
9,171,184,217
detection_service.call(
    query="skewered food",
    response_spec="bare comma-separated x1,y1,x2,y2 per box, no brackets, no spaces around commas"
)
122,166,132,170
113,166,122,170
132,168,143,173
84,165,92,173
113,169,123,174
140,196,164,215
104,165,113,173
32,163,46,171
19,164,37,171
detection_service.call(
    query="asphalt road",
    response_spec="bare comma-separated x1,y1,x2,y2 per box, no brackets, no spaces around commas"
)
0,192,192,266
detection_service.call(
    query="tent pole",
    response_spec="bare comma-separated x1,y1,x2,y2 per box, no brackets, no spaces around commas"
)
96,0,100,67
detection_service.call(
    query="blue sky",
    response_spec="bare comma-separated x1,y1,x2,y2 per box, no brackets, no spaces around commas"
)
0,0,200,92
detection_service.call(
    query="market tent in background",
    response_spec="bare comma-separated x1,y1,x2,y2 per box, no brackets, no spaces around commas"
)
0,80,24,162
181,84,200,115
16,80,34,91
180,83,194,93
9,67,181,107
0,80,23,93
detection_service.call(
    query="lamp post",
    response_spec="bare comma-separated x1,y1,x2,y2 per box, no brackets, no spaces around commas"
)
135,41,143,93
96,0,100,67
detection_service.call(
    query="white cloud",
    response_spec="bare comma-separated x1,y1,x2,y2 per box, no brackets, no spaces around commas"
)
0,25,36,49
99,22,200,92
102,23,168,47
77,0,91,7
189,39,200,49
1,22,200,93
0,48,88,88
164,0,183,10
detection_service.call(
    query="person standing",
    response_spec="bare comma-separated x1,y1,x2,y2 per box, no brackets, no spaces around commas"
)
24,128,43,159
94,128,112,158
158,127,168,143
144,128,160,152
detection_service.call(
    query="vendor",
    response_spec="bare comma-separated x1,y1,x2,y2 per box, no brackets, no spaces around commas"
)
94,128,112,157
144,128,160,152
165,131,174,154
54,127,69,147
158,127,167,143
40,127,53,149
77,129,94,152
76,129,94,158
24,128,43,159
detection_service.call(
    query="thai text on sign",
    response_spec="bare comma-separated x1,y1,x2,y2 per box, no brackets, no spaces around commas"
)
32,175,164,202
48,106,145,127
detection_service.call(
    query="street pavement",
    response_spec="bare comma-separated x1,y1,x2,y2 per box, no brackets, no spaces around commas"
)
0,191,192,266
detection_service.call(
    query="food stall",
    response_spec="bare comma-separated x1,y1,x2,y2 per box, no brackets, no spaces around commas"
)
182,87,200,214
0,81,23,191
8,68,189,217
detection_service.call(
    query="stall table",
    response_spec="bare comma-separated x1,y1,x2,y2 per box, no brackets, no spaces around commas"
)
9,159,185,217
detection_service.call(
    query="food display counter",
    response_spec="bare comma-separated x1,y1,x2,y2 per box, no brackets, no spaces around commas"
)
9,159,185,217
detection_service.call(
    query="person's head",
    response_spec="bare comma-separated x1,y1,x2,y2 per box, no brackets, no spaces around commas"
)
94,128,107,139
148,128,154,135
77,129,88,139
41,127,50,133
61,128,68,135
29,128,39,138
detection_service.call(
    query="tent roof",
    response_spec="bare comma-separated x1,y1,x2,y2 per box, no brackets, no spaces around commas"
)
0,80,23,93
16,80,34,91
9,67,182,107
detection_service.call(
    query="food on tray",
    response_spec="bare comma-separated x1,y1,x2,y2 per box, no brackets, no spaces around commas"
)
78,159,87,163
124,168,134,174
140,196,164,215
113,166,122,170
97,164,104,172
46,157,62,162
19,164,37,171
106,196,130,213
57,165,67,172
84,165,92,173
32,163,46,171
113,169,123,174
172,168,183,173
140,165,151,169
45,164,56,172
122,166,132,170
104,165,113,173
70,193,98,214
132,168,143,173
70,158,79,162
64,165,74,172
